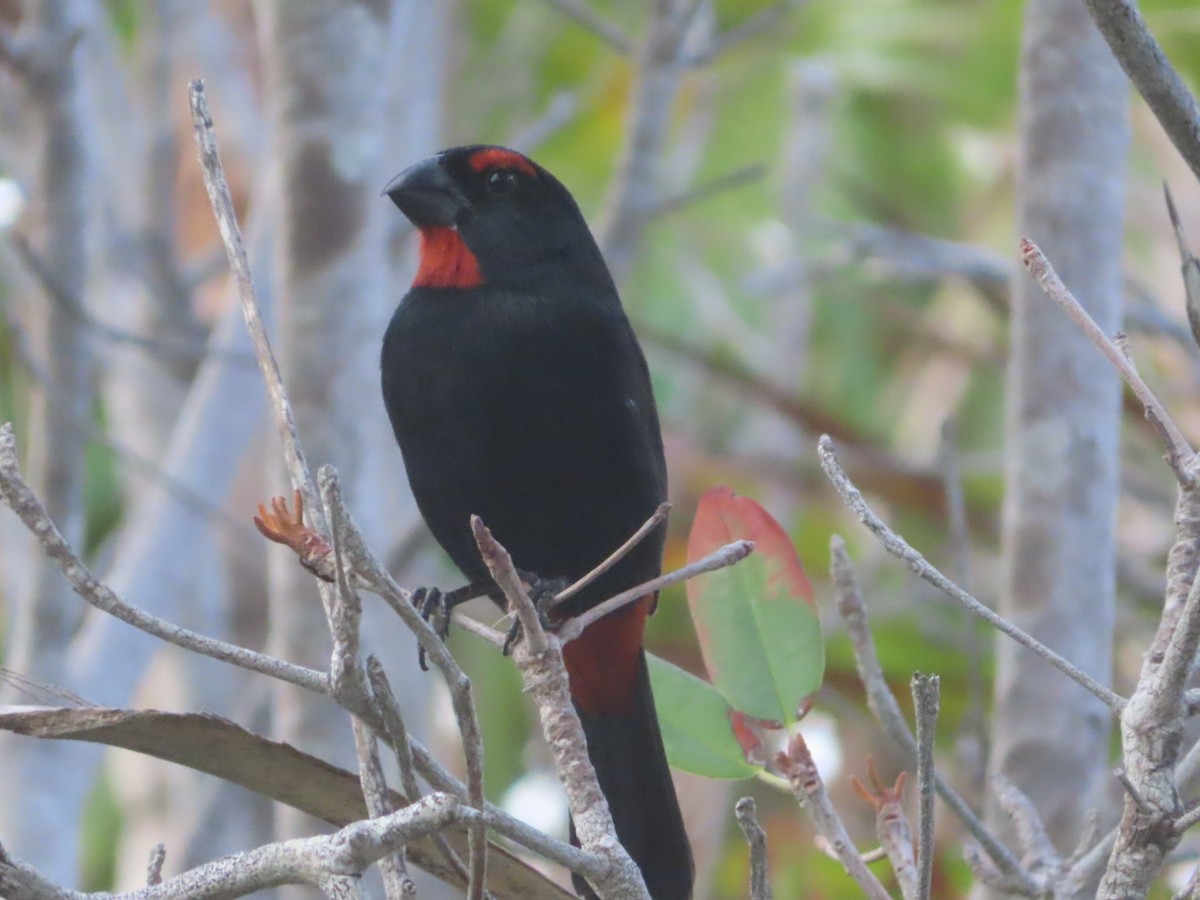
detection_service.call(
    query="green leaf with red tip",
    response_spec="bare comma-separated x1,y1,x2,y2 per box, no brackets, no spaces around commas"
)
686,486,823,726
648,654,762,779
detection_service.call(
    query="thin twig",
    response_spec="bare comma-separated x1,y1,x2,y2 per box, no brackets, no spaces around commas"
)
1021,237,1196,484
0,423,329,696
820,436,1126,713
322,467,367,707
683,0,801,65
938,419,985,786
471,517,649,899
533,0,631,54
324,486,488,900
992,775,1061,884
777,734,891,900
187,79,323,530
734,797,772,900
829,535,1035,889
1,793,465,899
551,502,670,607
1080,0,1200,184
910,674,939,900
1164,183,1200,353
367,656,471,887
8,233,251,366
555,539,754,643
351,717,413,899
146,845,166,887
651,164,767,217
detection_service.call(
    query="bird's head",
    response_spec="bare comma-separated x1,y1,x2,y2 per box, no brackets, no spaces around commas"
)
384,145,601,290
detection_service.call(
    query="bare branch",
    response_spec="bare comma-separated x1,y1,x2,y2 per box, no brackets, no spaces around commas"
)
820,436,1126,713
322,489,488,900
187,79,323,530
777,734,892,900
146,845,165,887
1164,184,1200,352
910,674,939,900
829,535,1035,889
598,0,694,282
533,0,631,54
992,775,1060,885
552,502,670,607
1,794,465,900
471,517,649,899
367,656,470,887
682,0,802,66
554,538,754,643
0,423,329,695
734,797,772,900
1080,0,1200,183
350,716,413,900
1099,556,1200,893
1021,237,1196,484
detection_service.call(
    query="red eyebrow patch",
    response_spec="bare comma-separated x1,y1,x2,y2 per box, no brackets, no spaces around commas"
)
468,148,537,178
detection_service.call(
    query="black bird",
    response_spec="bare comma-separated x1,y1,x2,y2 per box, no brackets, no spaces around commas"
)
381,145,693,899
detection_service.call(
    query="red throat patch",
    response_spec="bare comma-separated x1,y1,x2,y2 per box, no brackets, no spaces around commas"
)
414,227,483,289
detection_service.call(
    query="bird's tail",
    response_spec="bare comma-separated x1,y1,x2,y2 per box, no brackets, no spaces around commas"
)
572,651,694,899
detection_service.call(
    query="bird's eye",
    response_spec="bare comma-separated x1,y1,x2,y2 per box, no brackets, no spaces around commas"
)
486,170,517,195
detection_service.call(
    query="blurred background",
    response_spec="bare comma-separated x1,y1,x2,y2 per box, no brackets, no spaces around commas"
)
1,0,1199,897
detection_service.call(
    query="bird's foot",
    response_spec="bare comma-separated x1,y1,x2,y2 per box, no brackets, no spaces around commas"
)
411,582,488,671
502,573,568,656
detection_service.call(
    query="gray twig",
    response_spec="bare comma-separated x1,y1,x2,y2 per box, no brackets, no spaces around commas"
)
471,517,649,899
1,793,465,899
554,539,754,641
187,79,323,530
367,656,470,887
777,734,891,900
1080,0,1200,183
820,436,1126,713
734,797,772,900
350,716,413,900
0,423,329,695
910,674,939,900
1164,184,1200,353
323,488,488,900
1021,237,1196,484
146,845,166,887
992,775,1060,887
533,0,631,54
552,502,670,607
829,535,1035,889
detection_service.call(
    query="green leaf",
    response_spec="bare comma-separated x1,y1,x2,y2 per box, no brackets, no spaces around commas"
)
648,654,762,780
686,487,824,726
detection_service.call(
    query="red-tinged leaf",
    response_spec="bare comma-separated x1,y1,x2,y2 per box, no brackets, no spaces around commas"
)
686,486,824,726
647,655,762,780
727,710,767,767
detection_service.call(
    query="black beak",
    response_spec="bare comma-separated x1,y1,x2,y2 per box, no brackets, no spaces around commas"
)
383,156,468,229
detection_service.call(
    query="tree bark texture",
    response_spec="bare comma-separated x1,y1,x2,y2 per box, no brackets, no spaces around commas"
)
990,0,1129,871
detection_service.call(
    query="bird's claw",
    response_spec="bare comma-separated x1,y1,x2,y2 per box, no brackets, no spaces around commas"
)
411,586,451,672
502,574,567,656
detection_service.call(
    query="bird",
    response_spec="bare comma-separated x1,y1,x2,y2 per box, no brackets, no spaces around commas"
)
381,145,694,899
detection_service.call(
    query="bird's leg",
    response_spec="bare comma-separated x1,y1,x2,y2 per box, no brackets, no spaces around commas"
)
411,581,489,671
502,572,569,655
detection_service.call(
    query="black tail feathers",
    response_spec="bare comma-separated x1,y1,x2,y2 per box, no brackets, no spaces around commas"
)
571,652,694,899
